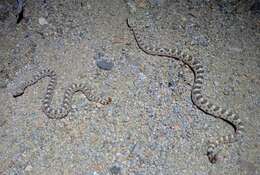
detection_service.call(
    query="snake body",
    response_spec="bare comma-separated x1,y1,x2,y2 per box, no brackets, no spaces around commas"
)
127,18,244,163
10,67,111,119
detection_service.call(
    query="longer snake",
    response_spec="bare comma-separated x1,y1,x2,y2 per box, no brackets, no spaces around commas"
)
9,66,112,119
127,16,244,163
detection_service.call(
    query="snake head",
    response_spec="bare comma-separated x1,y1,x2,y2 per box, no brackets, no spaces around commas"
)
127,17,136,29
11,87,25,97
7,81,26,97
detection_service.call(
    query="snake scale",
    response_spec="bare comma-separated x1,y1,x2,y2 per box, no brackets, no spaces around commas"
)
10,67,112,119
127,17,244,163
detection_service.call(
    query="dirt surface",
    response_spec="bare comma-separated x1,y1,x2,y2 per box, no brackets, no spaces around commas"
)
0,0,259,174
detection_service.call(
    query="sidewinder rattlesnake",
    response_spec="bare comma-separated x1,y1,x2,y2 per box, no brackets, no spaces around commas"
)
127,13,244,163
9,64,112,119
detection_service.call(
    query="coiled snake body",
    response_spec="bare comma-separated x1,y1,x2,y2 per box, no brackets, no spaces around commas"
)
127,17,244,163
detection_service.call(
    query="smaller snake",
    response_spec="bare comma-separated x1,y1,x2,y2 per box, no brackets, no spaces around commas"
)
10,67,112,119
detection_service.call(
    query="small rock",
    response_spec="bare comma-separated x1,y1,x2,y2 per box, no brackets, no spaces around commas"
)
95,53,114,71
96,59,114,70
24,164,33,171
109,165,122,175
38,17,48,25
149,0,163,6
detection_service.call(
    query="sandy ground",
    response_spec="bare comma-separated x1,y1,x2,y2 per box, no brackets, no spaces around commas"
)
0,0,259,174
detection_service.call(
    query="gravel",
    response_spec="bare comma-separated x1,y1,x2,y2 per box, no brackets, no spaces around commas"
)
0,0,259,174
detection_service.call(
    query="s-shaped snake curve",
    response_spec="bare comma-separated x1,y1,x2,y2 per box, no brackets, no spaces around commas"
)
10,67,112,119
127,18,244,163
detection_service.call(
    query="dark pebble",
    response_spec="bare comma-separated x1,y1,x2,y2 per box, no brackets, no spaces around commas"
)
95,53,114,70
96,59,114,70
109,165,122,175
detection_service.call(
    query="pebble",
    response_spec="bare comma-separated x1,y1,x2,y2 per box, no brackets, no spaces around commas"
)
38,17,48,25
96,59,114,70
149,0,162,6
95,53,114,70
109,165,122,175
24,164,33,171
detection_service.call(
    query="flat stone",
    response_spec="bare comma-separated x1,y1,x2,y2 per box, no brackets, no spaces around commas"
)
95,53,114,70
38,17,48,25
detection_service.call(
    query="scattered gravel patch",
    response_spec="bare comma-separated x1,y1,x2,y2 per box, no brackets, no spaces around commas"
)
0,0,259,174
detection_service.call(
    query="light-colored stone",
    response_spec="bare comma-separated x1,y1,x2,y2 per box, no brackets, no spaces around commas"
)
38,17,48,25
